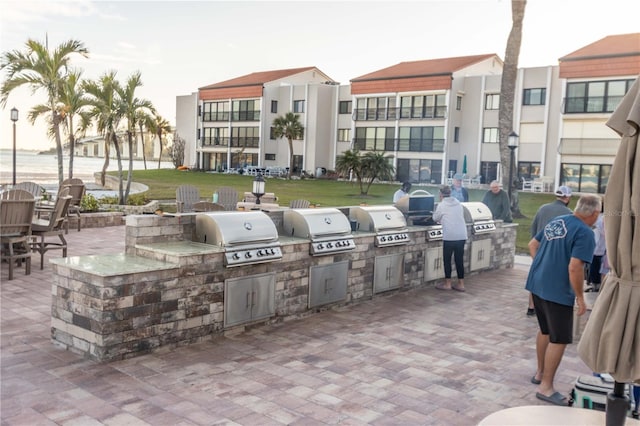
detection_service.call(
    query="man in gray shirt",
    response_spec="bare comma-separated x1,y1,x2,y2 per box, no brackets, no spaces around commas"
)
526,186,573,316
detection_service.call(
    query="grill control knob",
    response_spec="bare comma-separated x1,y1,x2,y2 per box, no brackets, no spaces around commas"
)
327,242,333,248
317,243,324,250
245,252,252,259
232,253,240,260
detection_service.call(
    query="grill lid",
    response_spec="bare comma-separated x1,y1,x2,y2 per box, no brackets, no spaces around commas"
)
350,205,407,233
283,208,351,240
461,202,493,222
195,211,279,247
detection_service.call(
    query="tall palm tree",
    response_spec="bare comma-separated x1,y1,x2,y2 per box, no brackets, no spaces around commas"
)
116,71,154,201
57,69,92,178
83,71,123,191
499,0,526,217
135,110,155,170
0,38,89,185
148,115,171,169
272,112,304,179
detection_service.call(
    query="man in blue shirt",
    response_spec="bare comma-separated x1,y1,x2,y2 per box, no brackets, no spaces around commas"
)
526,194,601,406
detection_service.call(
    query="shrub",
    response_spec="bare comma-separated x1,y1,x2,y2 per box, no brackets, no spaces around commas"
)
80,193,100,212
97,194,149,206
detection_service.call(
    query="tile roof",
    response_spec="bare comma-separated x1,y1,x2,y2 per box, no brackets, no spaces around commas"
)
559,33,640,62
559,33,640,79
199,66,321,90
350,54,499,82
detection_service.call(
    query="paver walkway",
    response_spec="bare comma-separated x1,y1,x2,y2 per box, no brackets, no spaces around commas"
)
1,226,592,425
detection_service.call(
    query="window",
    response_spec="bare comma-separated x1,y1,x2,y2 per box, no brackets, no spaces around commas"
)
202,101,230,121
396,159,443,184
269,127,276,140
339,101,352,114
202,127,229,146
485,94,500,110
271,100,278,113
483,127,499,143
231,100,260,121
265,153,276,161
354,97,396,120
456,96,462,110
523,88,546,106
397,126,445,152
565,79,635,113
293,100,305,113
354,127,394,151
517,162,541,180
399,95,446,119
454,127,460,143
337,128,351,142
561,163,610,194
230,127,259,147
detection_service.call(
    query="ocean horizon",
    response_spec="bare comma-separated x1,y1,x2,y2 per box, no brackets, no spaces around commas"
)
1,149,174,186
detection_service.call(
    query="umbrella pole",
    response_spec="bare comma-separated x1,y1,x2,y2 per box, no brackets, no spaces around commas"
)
606,381,630,426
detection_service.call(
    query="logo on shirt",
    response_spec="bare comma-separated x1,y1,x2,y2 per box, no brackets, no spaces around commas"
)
544,219,567,240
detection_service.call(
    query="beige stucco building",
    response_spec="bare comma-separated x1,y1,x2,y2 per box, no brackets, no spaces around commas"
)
176,33,639,194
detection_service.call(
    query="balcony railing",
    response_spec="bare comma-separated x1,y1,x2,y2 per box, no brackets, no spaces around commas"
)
563,96,623,114
202,111,262,122
353,138,445,153
353,107,447,121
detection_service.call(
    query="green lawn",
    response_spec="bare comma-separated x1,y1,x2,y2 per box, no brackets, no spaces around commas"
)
122,169,575,255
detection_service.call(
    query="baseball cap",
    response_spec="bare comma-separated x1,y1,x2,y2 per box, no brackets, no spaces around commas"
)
555,186,572,197
453,173,464,180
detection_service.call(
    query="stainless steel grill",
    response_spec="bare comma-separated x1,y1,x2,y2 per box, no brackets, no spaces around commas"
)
461,202,496,234
282,208,355,256
350,205,410,247
394,189,435,226
195,211,282,267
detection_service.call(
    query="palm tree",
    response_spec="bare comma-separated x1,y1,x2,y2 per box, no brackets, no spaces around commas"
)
83,71,123,191
499,0,526,217
57,69,92,178
360,151,395,195
116,71,154,201
272,112,304,179
135,110,155,170
148,115,171,169
0,38,89,185
335,149,364,192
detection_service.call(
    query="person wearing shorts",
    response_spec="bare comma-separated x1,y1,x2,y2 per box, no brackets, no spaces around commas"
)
525,194,601,406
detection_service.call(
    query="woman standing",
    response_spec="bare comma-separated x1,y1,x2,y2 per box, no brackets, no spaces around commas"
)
432,185,468,292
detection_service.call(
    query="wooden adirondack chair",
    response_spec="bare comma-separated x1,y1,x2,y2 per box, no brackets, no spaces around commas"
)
216,186,239,211
30,187,72,270
176,185,201,213
289,199,311,209
1,189,35,280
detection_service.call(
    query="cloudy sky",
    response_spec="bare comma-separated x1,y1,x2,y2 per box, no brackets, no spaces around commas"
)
1,0,638,151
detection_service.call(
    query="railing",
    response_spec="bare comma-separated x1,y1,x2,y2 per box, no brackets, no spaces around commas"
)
352,138,445,153
353,107,446,121
202,111,261,122
563,96,623,114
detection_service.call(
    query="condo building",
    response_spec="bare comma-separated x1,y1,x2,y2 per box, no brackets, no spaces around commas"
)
176,33,639,194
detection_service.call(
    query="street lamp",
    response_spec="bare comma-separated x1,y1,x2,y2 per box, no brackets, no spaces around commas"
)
507,131,519,202
10,107,19,186
251,172,265,209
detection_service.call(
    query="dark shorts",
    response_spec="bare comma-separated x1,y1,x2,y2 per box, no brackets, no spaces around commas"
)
532,294,574,344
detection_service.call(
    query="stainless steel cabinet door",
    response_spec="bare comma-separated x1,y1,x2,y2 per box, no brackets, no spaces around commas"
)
309,261,348,308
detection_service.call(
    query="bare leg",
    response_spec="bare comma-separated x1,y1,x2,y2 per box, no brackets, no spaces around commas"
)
529,293,535,309
535,330,548,383
538,339,567,396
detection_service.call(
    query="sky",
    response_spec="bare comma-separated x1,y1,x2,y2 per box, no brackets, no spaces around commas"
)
0,0,639,151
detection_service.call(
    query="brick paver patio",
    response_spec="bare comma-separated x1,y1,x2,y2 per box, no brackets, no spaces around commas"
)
1,225,592,425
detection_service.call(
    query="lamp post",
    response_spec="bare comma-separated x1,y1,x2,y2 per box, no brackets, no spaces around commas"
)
10,107,19,186
251,172,265,209
507,131,519,202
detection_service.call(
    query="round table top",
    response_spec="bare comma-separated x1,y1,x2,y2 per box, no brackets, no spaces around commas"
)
478,405,640,425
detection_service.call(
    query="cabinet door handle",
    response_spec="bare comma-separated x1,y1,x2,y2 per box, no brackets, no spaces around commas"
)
325,277,333,293
251,291,256,307
246,292,251,308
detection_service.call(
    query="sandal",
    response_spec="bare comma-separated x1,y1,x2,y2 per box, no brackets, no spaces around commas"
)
435,282,451,290
452,284,465,292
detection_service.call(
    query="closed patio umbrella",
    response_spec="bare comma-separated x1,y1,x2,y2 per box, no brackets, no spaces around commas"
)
578,76,640,425
462,155,468,175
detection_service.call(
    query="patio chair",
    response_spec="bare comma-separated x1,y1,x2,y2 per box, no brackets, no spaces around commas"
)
289,199,311,209
61,178,85,233
14,181,45,200
30,187,72,270
176,185,200,213
193,201,225,212
0,189,35,280
216,186,239,211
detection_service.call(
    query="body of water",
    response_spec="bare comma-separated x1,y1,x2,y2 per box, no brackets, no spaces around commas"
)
0,150,174,186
